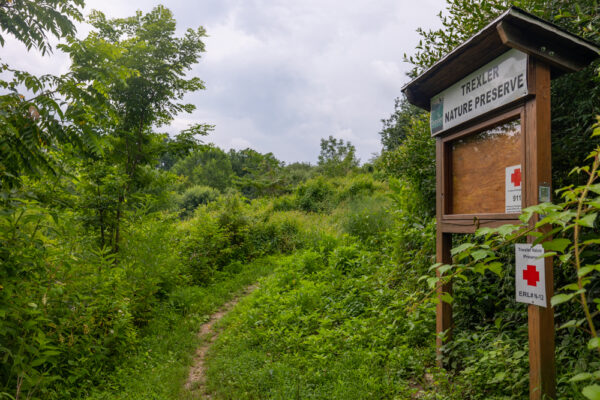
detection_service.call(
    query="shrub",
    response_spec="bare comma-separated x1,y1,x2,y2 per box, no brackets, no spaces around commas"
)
336,175,376,202
378,115,436,217
295,177,334,212
317,136,359,177
178,185,219,217
271,194,296,211
178,212,229,285
168,286,204,316
298,249,326,274
328,243,372,277
339,195,392,244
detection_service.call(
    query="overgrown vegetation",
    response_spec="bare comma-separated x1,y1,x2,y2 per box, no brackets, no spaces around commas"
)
1,0,600,399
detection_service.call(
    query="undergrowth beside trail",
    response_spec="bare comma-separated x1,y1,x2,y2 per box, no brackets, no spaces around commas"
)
205,249,437,400
201,177,447,400
86,257,277,400
201,174,595,400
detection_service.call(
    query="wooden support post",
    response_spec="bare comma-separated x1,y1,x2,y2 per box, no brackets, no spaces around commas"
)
436,230,452,364
436,138,453,365
524,58,555,400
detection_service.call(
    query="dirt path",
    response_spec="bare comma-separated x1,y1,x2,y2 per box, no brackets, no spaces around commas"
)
184,284,258,398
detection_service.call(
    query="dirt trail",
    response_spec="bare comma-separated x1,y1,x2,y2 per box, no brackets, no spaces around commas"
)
184,284,258,398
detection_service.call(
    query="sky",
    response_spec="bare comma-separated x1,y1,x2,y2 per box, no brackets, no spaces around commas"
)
4,0,447,164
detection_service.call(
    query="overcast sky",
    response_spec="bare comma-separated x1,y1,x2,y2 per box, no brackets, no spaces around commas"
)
4,0,446,164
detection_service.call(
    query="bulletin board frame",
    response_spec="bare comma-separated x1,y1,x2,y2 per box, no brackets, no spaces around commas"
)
437,106,525,234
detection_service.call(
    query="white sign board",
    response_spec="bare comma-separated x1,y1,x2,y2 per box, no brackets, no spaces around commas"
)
505,164,522,213
515,244,547,307
430,49,528,135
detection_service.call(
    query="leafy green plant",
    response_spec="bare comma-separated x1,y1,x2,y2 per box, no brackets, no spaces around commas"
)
426,119,600,399
317,136,359,177
335,175,377,202
379,115,436,217
295,177,334,213
178,184,219,217
338,195,393,245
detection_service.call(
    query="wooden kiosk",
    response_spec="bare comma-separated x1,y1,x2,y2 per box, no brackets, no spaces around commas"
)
402,7,599,400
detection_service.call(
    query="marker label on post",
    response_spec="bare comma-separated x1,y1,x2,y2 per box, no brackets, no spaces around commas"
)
505,164,522,213
515,244,547,307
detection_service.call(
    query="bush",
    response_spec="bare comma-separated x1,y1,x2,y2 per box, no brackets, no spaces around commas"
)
0,200,193,399
339,195,392,244
178,211,229,285
168,286,204,316
178,185,219,217
298,249,326,275
336,175,376,202
295,177,334,212
271,194,296,211
328,243,372,277
378,115,436,217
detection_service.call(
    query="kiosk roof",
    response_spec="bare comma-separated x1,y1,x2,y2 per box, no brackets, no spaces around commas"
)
402,7,600,111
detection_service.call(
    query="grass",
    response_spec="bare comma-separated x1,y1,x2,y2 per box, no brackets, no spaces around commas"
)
203,249,438,400
83,257,278,400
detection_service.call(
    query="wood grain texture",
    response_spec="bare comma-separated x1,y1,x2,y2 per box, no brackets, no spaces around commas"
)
436,138,453,367
451,121,522,214
524,59,555,400
497,21,586,73
436,230,452,366
440,218,521,233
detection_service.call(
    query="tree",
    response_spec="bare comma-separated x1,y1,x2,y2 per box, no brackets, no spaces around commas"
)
172,145,234,192
228,148,284,197
73,6,207,180
0,0,87,189
405,0,508,78
280,162,314,186
62,5,207,252
0,0,83,54
379,96,425,151
317,136,359,177
158,124,213,170
379,115,436,217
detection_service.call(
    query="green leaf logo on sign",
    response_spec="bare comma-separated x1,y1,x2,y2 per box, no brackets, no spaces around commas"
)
430,97,444,134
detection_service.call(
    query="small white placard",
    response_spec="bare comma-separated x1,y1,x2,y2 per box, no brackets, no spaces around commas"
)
505,164,522,214
515,244,547,307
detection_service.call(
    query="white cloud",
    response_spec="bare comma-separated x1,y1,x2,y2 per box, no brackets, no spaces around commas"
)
1,0,447,164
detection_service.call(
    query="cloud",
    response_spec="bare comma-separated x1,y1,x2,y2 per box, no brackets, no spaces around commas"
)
185,0,446,163
1,0,446,164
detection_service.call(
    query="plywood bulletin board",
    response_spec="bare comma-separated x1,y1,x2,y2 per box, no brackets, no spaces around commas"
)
450,118,521,215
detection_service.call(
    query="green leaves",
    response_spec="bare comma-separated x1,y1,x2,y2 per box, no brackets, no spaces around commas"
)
450,242,475,256
0,0,84,55
578,212,598,227
551,293,577,307
571,372,594,382
486,262,504,277
583,384,600,400
588,338,600,350
317,136,359,177
520,202,562,224
440,292,454,304
437,264,453,275
579,265,600,278
542,238,571,253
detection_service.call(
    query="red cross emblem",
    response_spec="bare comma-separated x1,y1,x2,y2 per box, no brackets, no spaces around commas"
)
511,168,521,187
523,265,539,286
510,168,521,187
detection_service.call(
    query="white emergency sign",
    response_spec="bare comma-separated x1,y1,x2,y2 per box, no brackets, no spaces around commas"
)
515,244,547,307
